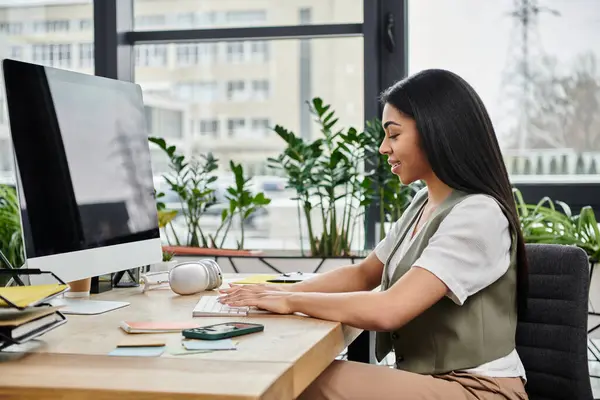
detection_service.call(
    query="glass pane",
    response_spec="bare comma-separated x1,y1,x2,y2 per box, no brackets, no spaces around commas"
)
408,0,600,181
0,1,94,182
133,0,363,30
138,37,364,251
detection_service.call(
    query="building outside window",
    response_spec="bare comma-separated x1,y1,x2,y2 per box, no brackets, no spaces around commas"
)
136,44,168,67
251,80,270,101
79,43,93,68
34,19,70,33
250,41,269,63
251,118,270,136
227,118,246,137
226,41,245,63
227,80,247,101
174,81,219,102
176,43,217,66
32,44,72,68
224,10,266,26
199,119,219,137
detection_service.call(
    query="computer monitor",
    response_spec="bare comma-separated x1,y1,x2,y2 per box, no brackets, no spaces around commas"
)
1,59,162,292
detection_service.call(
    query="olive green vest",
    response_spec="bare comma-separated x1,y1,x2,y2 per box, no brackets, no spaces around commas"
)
375,188,518,375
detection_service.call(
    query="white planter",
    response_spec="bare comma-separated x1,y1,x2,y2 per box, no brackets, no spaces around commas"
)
148,260,178,273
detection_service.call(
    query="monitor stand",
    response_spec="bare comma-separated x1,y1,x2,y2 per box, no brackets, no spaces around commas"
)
50,297,130,315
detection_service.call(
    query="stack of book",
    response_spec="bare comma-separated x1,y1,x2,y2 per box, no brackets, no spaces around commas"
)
0,283,69,351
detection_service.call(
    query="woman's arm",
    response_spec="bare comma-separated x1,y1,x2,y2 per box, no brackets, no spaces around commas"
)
288,267,447,331
221,266,448,331
221,251,385,296
286,252,385,293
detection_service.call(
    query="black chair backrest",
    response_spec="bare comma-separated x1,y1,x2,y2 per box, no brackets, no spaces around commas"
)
517,243,593,400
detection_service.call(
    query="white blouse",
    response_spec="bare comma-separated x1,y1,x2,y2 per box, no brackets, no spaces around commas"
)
374,193,527,380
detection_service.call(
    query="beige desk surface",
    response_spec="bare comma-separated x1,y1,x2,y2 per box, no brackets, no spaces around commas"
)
0,274,362,399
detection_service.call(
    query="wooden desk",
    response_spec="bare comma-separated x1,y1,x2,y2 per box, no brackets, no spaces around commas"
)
0,276,362,399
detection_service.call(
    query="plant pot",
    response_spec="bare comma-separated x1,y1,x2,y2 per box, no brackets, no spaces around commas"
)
66,277,91,298
162,245,263,257
148,260,179,273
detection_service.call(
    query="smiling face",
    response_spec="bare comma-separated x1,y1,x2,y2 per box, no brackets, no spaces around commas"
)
379,103,433,185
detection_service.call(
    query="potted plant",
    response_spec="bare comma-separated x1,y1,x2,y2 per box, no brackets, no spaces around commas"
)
149,137,271,257
268,98,419,257
513,187,600,261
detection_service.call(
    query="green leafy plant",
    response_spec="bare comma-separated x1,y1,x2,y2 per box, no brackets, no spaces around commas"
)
150,138,271,251
149,137,225,248
361,118,422,240
162,250,174,262
219,161,271,250
0,185,24,286
268,98,371,256
513,187,600,261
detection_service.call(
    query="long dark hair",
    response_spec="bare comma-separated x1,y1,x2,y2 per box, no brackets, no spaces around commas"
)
380,68,528,314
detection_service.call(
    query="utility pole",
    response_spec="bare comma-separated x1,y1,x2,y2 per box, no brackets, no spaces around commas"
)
505,0,559,151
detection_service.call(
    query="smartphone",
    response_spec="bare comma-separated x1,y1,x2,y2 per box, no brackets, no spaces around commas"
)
182,322,264,340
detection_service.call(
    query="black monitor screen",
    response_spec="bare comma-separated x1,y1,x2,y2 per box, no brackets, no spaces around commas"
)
2,59,160,258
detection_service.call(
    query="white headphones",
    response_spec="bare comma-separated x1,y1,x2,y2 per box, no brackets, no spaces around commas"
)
168,259,223,295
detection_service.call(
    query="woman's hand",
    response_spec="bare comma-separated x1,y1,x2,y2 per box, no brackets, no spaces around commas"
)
218,287,295,314
219,283,287,295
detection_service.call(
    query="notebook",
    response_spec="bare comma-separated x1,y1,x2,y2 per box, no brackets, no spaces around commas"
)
0,284,69,308
0,306,66,341
119,320,200,334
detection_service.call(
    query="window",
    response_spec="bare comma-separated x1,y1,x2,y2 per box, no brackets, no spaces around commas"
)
32,44,72,68
133,2,363,27
227,118,246,137
79,18,92,30
136,44,168,67
225,41,269,64
176,43,217,66
251,80,270,101
0,1,93,184
135,37,363,251
135,14,166,29
0,22,22,35
250,41,269,63
10,46,21,59
251,119,270,136
409,0,600,181
79,43,94,68
177,12,195,28
173,81,219,102
197,12,217,27
34,20,70,33
198,119,220,137
145,106,184,139
224,10,266,26
227,80,247,101
226,41,245,63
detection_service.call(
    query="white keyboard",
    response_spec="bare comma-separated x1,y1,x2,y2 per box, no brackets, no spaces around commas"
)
192,296,272,317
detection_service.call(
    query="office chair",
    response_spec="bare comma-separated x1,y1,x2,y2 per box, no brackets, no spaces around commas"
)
516,244,593,400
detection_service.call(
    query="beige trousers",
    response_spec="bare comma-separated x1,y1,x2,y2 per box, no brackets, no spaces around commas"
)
298,360,529,400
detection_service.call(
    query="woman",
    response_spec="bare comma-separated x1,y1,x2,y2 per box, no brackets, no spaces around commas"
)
219,69,529,400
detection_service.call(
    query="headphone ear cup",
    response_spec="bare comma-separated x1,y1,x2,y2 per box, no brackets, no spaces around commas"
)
168,262,210,295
